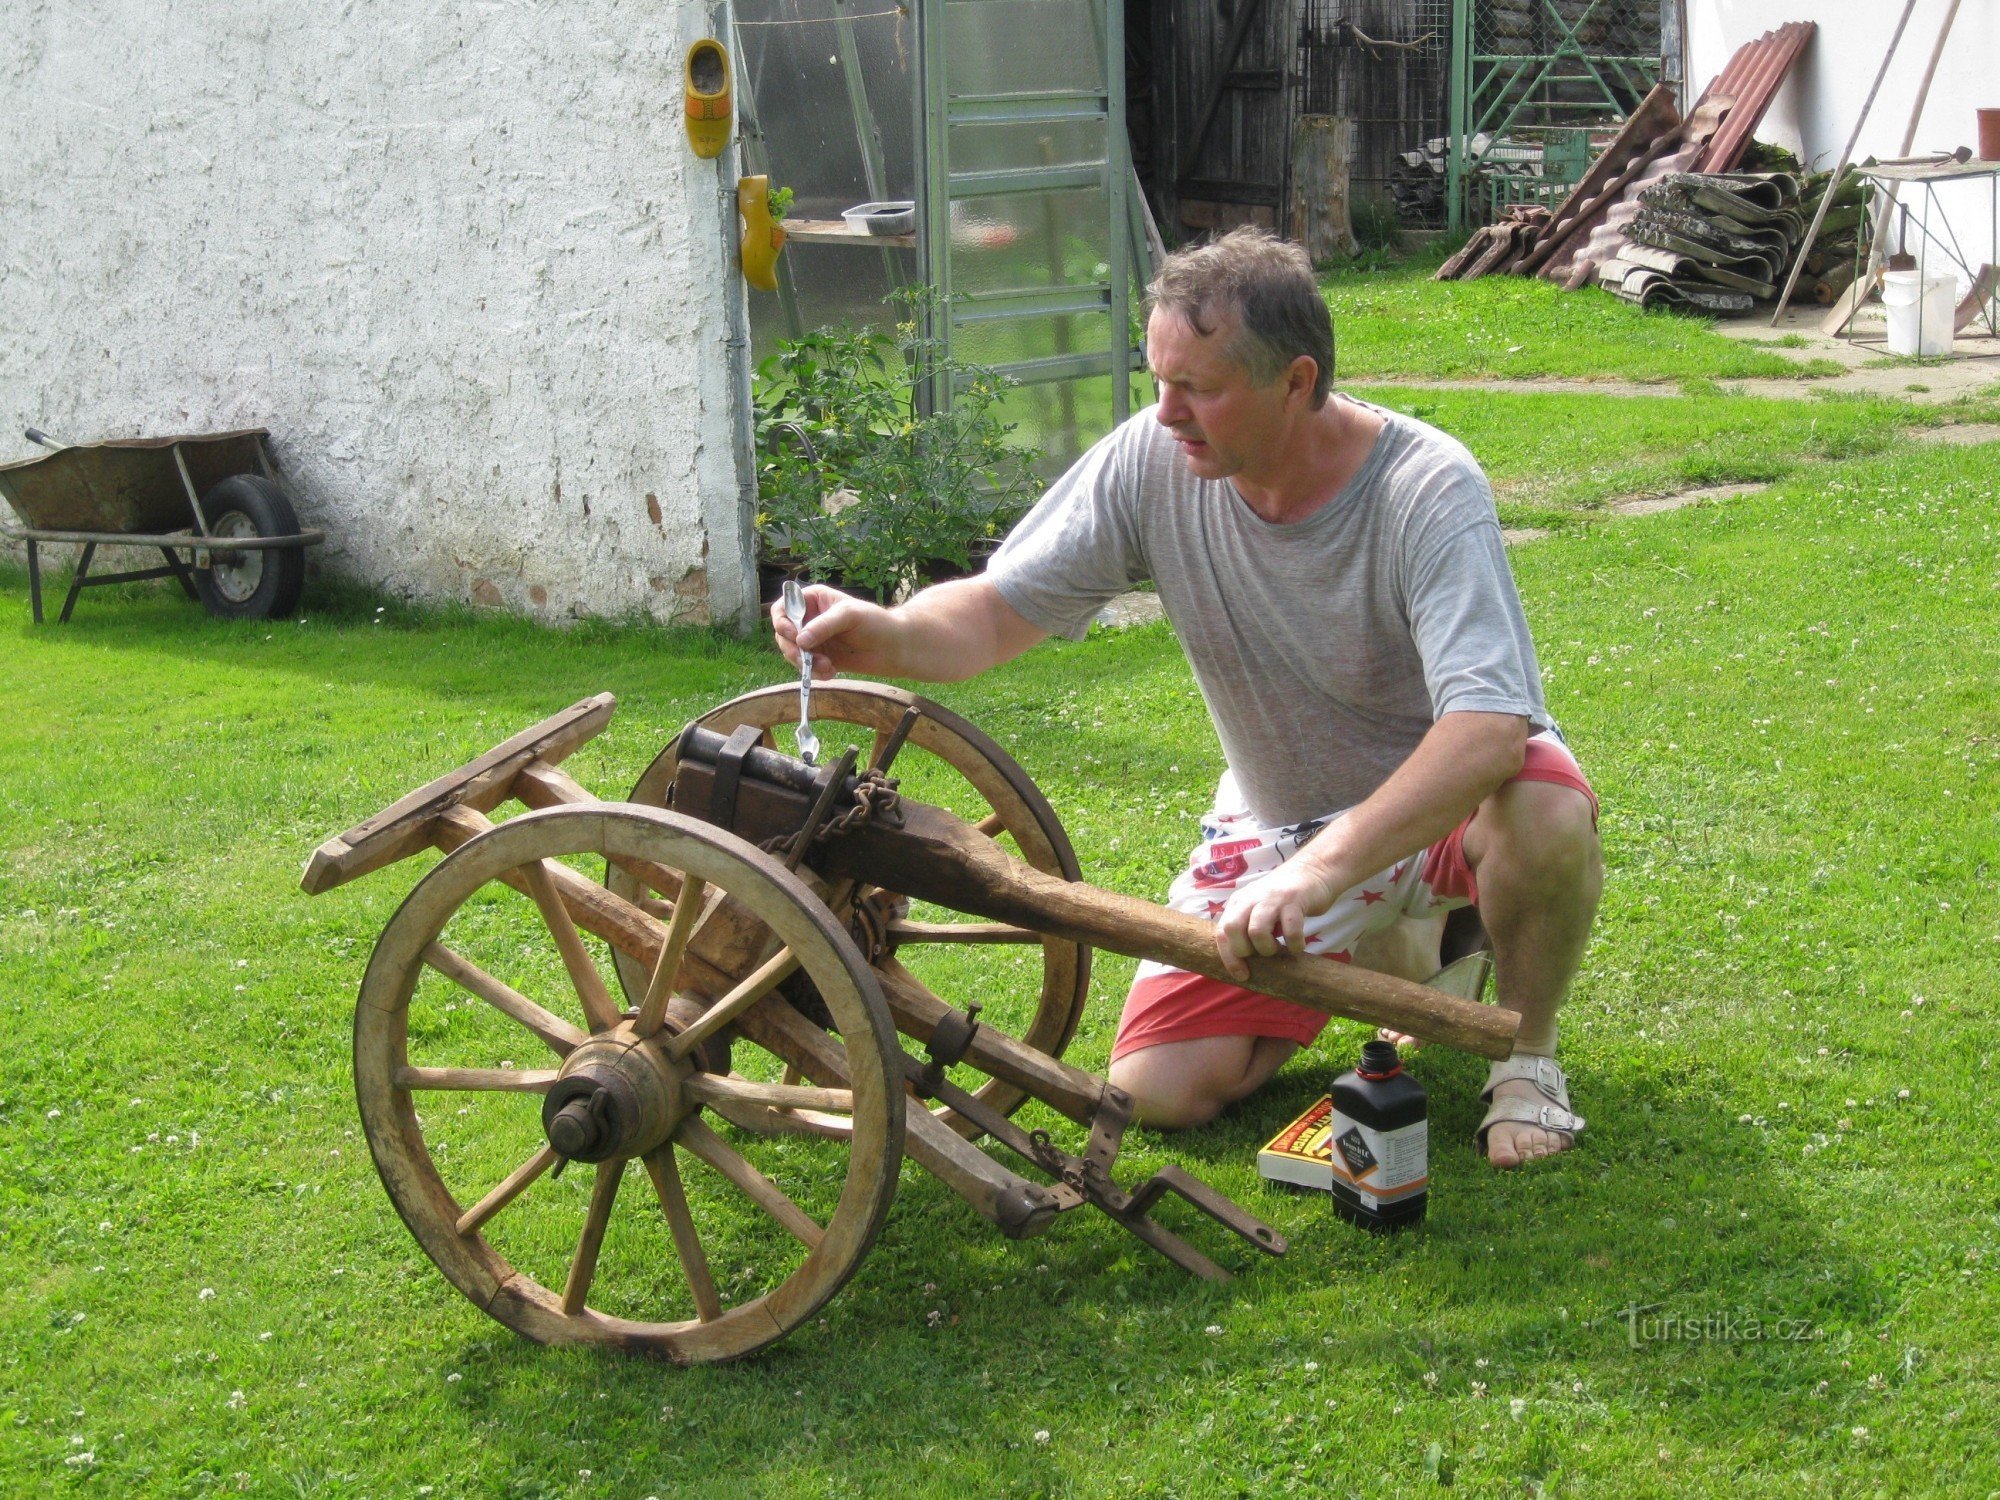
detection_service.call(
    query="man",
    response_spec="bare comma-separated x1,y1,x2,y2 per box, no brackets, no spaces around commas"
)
772,228,1602,1168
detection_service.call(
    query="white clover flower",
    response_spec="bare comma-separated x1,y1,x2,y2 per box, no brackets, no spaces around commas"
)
1510,1398,1527,1420
1033,1430,1051,1444
227,1391,246,1410
1205,1324,1224,1336
198,1288,216,1301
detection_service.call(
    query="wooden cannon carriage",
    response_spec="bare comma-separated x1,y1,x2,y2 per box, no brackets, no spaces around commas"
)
304,685,1518,1363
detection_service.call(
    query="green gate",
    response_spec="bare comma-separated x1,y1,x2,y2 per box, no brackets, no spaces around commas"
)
1446,0,1663,233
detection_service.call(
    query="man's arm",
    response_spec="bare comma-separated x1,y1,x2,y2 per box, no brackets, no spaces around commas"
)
771,576,1049,684
1212,710,1528,978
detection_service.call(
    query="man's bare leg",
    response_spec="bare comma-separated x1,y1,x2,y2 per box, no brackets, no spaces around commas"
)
1109,1034,1300,1129
1459,778,1602,1167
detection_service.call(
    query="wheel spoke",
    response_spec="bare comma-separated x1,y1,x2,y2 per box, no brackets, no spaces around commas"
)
974,809,1007,838
642,1147,723,1323
395,1065,559,1092
684,1072,854,1113
424,942,587,1055
636,873,707,1036
676,1116,823,1249
885,918,1040,945
520,859,623,1032
560,1159,624,1316
456,1143,560,1236
663,947,800,1062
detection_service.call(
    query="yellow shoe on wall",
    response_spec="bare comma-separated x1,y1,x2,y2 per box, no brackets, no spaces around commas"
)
684,39,732,159
738,174,785,292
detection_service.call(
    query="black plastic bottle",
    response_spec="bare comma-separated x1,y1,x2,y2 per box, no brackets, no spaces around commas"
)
1328,1039,1429,1231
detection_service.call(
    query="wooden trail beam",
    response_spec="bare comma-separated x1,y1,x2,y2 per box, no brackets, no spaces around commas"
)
833,802,1520,1059
300,694,617,895
671,737,1521,1059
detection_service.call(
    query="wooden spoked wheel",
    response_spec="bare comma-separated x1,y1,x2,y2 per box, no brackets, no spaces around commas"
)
610,682,1092,1137
354,803,904,1363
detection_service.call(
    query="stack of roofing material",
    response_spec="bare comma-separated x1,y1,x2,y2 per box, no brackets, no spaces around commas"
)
1593,173,1806,311
1433,21,1818,295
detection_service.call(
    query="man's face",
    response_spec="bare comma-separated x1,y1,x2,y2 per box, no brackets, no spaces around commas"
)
1146,305,1299,482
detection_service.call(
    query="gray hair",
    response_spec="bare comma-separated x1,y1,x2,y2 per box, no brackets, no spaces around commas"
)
1145,227,1335,406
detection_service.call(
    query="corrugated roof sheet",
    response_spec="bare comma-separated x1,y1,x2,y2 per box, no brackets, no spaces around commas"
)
1694,21,1818,173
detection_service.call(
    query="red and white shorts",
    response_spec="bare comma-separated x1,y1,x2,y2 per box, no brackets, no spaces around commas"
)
1111,733,1598,1063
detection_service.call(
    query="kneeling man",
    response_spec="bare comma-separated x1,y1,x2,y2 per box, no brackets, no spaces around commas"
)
774,228,1602,1167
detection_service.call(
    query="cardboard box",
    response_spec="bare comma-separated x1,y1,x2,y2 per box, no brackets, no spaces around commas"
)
1257,1095,1333,1191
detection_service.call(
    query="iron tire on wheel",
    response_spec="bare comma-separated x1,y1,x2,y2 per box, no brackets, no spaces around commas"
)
194,474,306,620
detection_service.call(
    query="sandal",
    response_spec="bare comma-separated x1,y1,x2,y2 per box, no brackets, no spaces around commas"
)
1474,1054,1586,1155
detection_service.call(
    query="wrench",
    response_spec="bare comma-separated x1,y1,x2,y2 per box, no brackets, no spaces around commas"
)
781,581,820,765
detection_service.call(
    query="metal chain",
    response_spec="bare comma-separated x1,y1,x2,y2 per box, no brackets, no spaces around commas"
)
757,768,904,859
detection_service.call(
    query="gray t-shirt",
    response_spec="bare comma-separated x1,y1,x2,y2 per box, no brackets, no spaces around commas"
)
985,399,1551,827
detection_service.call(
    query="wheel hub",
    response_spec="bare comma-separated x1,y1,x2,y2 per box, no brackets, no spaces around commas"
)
205,511,265,604
541,1026,687,1163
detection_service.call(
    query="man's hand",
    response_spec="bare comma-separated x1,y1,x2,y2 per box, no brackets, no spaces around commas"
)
767,576,1049,685
770,584,902,680
1213,860,1343,981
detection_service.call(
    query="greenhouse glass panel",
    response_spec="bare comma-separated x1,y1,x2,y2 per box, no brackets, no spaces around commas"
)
942,0,1105,97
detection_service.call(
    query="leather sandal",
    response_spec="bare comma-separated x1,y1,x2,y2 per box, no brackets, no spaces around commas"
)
1474,1054,1585,1154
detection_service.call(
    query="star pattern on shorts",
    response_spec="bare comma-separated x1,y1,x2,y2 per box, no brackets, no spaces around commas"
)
1204,899,1228,919
1389,862,1407,884
1356,888,1387,905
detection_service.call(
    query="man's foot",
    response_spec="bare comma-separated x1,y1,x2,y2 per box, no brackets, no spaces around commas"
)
1474,1055,1584,1168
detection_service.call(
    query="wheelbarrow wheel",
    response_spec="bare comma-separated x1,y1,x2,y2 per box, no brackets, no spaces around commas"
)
610,681,1091,1139
354,803,905,1363
194,474,306,620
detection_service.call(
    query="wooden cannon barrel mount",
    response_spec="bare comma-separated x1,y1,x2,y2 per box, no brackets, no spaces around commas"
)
302,687,1516,1363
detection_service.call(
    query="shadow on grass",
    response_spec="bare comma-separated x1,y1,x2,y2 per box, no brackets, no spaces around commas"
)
340,1041,1877,1496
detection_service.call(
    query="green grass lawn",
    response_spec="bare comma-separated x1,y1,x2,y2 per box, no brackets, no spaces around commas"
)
1358,386,2000,532
1322,258,1846,383
5,411,2000,1492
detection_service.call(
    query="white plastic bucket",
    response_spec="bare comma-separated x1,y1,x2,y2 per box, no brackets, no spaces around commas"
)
1882,269,1956,357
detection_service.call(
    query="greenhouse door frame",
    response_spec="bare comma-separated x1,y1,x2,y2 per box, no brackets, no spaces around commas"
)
911,0,1151,430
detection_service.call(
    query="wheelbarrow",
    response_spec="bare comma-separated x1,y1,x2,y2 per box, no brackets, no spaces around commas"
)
302,686,1516,1363
0,427,322,622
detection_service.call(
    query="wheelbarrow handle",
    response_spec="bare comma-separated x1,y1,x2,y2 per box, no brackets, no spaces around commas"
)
23,427,66,450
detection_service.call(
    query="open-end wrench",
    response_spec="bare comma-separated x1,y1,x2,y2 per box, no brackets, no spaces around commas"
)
781,581,820,765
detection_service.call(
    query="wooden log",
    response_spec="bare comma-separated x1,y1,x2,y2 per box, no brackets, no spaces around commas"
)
1285,115,1359,263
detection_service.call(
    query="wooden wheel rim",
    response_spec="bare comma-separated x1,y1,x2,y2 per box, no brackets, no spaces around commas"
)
354,803,905,1363
610,682,1092,1132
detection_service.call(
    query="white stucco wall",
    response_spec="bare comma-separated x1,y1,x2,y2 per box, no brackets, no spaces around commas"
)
1688,0,2000,294
0,0,758,629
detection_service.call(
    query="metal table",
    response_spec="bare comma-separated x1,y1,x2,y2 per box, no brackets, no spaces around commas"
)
1846,157,2000,355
